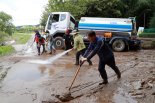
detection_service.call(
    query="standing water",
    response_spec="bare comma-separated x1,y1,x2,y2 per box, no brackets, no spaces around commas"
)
27,49,72,64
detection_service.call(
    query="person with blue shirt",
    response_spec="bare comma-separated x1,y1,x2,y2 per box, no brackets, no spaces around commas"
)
81,31,121,85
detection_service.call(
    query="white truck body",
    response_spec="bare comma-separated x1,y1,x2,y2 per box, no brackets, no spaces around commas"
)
78,17,136,36
45,12,141,51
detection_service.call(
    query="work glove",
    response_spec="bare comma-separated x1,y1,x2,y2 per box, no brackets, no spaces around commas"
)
80,56,87,62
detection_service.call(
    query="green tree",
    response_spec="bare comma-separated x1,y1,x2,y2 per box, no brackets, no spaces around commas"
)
0,31,7,42
40,0,155,28
85,0,122,17
40,7,49,27
40,0,94,26
150,13,155,28
0,11,14,35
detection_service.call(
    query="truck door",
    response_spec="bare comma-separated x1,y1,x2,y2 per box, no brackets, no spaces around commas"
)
50,14,60,35
69,16,76,30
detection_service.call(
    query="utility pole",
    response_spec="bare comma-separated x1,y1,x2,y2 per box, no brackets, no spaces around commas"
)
144,13,146,28
143,9,151,28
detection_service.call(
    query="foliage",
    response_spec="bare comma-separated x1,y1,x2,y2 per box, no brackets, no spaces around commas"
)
0,31,8,42
16,25,42,33
40,0,94,26
0,12,14,35
143,28,155,33
40,0,155,29
139,33,155,38
0,45,15,56
150,13,155,28
12,33,32,44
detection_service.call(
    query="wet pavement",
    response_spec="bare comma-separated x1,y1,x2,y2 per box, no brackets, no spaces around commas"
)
0,44,155,103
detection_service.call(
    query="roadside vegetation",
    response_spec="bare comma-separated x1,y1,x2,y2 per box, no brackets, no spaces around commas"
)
139,28,155,38
0,45,15,56
0,12,15,56
12,33,32,44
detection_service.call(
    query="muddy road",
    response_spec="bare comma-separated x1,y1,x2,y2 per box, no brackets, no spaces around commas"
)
0,46,155,103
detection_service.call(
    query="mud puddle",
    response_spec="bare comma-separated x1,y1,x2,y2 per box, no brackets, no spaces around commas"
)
0,49,155,103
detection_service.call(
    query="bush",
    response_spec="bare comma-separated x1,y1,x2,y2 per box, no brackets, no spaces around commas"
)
139,33,155,38
0,45,15,56
143,28,155,33
0,31,8,42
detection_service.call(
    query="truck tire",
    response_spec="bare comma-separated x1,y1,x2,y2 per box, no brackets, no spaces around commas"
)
112,39,125,52
54,37,65,49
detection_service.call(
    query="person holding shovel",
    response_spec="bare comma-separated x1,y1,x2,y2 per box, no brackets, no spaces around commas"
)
70,29,92,66
81,31,121,85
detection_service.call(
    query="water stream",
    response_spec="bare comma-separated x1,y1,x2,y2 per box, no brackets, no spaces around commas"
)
27,49,72,64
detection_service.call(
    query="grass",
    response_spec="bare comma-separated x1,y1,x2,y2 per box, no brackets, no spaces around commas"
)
139,33,155,38
12,32,32,44
0,45,15,56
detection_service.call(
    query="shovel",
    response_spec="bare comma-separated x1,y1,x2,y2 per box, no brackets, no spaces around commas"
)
69,61,84,91
55,61,84,102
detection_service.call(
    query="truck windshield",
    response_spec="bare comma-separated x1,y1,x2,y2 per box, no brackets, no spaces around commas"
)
47,14,60,30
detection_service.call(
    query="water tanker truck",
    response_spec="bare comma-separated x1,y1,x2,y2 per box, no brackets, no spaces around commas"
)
45,12,141,52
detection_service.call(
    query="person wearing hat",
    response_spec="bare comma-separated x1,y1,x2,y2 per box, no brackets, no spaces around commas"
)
71,30,92,65
81,31,121,85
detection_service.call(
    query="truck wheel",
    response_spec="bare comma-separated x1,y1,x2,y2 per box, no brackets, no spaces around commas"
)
112,39,125,52
54,37,65,49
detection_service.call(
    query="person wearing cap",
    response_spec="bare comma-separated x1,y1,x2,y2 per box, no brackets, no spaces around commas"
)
71,30,92,65
81,31,121,85
63,29,73,55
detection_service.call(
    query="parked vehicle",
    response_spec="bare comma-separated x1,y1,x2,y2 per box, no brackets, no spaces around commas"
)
45,12,76,49
78,17,141,51
45,12,141,51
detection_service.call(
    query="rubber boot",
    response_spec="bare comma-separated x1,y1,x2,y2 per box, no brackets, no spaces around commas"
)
74,61,79,65
37,47,40,55
99,80,109,85
115,66,121,79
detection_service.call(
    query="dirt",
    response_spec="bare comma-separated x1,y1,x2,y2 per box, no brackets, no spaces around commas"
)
0,44,155,103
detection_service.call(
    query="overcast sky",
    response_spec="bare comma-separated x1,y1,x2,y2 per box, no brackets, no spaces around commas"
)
0,0,48,26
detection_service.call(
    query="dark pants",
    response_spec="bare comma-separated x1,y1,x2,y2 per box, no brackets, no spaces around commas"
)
65,42,73,50
76,49,92,65
37,43,45,54
98,56,120,81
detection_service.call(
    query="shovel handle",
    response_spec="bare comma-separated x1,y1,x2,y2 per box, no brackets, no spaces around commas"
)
68,61,84,91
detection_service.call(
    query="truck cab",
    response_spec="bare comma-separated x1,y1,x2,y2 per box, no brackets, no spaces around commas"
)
45,12,76,49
